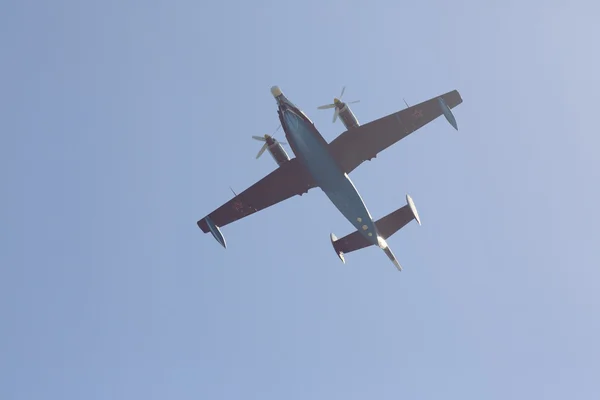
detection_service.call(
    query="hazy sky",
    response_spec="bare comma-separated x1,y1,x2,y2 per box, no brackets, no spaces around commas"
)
2,1,599,399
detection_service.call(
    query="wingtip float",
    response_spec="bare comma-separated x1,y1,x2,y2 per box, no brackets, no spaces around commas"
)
203,216,227,249
438,96,458,130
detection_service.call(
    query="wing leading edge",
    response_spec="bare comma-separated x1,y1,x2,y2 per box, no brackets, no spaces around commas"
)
328,90,463,174
197,158,316,233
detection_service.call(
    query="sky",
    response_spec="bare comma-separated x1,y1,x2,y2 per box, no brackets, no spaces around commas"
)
2,0,599,399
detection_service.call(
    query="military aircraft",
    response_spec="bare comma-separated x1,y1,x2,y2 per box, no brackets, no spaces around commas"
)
317,86,361,130
197,86,463,271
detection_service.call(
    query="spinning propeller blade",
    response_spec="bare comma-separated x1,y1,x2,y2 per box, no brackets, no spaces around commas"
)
256,142,268,159
318,86,359,123
317,104,336,110
253,124,286,160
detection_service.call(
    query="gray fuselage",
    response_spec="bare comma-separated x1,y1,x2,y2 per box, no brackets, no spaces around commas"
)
274,91,379,246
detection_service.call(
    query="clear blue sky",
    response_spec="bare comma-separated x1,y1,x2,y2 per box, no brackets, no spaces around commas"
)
2,1,599,399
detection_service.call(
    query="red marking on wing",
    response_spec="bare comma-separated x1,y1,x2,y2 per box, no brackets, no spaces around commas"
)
412,109,423,118
232,200,244,212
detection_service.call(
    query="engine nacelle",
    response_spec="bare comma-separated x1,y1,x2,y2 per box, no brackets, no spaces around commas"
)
267,141,291,167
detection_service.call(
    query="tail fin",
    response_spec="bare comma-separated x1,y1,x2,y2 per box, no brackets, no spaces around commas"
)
330,194,420,271
380,240,402,271
373,235,402,271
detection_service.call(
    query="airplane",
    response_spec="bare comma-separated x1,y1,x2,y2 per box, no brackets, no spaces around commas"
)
197,86,463,271
251,126,291,167
317,86,361,130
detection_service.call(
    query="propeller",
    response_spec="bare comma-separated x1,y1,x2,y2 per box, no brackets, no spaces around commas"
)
317,86,360,123
252,135,270,159
252,125,287,159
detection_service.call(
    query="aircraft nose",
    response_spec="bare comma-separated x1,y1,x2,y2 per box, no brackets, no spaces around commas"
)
271,86,282,97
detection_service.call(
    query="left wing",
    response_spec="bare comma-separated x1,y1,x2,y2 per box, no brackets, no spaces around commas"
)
328,90,462,174
197,158,316,233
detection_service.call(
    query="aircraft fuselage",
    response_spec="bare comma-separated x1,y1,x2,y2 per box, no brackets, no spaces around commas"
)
271,86,379,246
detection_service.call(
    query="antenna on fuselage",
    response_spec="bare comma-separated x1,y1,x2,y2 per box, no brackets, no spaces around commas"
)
272,125,286,144
403,98,410,108
271,124,281,138
229,187,237,196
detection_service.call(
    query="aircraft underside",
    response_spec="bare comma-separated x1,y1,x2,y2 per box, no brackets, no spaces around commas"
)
197,85,462,272
278,101,379,247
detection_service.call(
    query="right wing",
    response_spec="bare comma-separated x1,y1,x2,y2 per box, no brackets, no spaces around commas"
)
197,158,316,232
328,90,462,174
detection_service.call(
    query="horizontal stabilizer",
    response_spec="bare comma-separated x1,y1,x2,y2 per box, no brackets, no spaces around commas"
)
330,195,420,269
331,194,420,256
376,193,421,238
